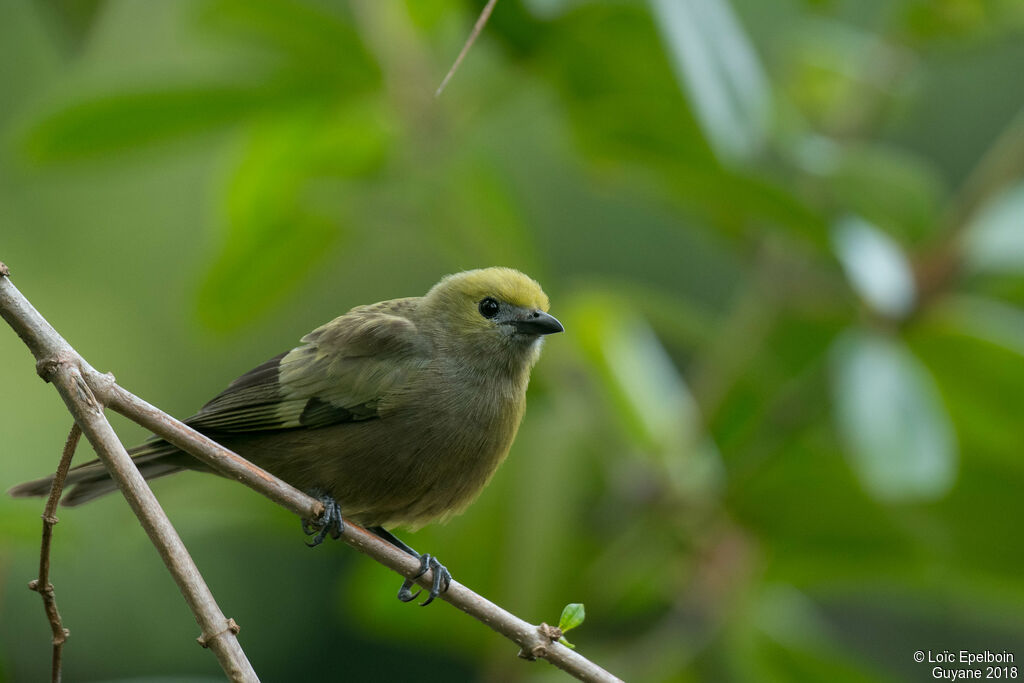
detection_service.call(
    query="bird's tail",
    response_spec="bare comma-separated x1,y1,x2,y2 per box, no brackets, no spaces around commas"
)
8,440,193,507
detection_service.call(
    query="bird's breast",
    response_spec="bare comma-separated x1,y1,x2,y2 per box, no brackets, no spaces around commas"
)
305,367,529,529
396,370,526,470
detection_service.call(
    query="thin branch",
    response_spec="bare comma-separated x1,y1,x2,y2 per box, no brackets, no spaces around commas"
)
435,0,499,97
29,422,81,683
0,265,257,683
0,261,624,683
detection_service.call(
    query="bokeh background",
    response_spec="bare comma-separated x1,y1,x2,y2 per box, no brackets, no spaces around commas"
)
2,0,1023,681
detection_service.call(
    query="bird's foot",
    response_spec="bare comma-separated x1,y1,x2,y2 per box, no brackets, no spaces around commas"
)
366,527,452,607
302,493,345,547
397,554,452,607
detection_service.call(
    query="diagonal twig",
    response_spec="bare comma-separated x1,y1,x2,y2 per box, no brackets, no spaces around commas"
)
435,0,499,97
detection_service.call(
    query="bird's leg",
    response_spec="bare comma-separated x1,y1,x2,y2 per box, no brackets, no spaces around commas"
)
368,526,452,606
303,491,345,547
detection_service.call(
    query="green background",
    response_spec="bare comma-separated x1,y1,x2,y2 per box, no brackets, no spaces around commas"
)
2,0,1023,680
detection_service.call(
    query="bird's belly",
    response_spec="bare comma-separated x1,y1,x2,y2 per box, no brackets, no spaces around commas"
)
227,399,522,529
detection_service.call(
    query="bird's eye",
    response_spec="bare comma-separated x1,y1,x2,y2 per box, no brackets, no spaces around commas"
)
478,297,500,319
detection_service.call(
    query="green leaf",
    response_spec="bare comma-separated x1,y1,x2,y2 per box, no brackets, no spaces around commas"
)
197,101,390,330
197,208,339,332
19,0,381,165
199,0,380,86
558,602,585,632
570,295,701,451
935,294,1024,358
568,293,723,496
20,84,275,162
832,216,916,319
963,182,1024,274
830,329,957,502
540,5,828,248
648,0,771,164
825,144,946,243
544,6,714,167
558,636,576,650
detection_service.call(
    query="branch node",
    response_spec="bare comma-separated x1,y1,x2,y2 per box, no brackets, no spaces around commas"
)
35,359,103,419
197,618,242,649
35,357,64,382
90,370,117,393
0,261,9,277
517,623,563,661
34,353,88,392
28,578,57,599
538,622,563,642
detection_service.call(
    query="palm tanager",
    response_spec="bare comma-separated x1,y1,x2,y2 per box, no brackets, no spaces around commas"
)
10,267,564,604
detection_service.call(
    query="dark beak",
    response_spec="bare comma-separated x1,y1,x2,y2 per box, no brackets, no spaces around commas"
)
513,310,564,336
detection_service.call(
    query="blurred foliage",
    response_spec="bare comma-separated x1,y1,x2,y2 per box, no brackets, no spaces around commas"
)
1,0,1023,681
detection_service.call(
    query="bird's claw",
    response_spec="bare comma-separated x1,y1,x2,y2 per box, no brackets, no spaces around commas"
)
397,553,452,606
365,527,451,606
302,493,345,547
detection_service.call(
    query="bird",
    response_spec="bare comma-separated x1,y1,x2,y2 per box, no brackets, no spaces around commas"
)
9,267,563,605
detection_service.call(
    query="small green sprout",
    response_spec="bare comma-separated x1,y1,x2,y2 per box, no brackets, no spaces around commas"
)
557,602,585,649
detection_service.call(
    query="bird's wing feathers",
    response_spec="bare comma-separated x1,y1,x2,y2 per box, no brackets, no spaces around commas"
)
187,299,428,434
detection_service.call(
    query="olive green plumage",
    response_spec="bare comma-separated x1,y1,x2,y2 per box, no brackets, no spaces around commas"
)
10,267,563,530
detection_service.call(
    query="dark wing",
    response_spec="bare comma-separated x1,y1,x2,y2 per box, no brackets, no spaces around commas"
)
185,298,429,434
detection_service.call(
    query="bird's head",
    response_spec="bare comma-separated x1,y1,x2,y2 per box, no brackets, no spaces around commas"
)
422,267,563,367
